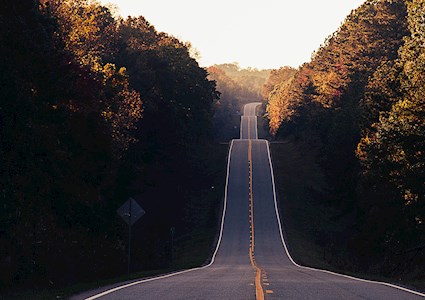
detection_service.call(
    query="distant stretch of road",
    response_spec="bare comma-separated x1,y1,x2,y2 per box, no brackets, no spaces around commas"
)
75,103,424,299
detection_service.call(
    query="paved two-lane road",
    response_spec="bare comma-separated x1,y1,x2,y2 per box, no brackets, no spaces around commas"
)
76,103,424,299
240,102,261,139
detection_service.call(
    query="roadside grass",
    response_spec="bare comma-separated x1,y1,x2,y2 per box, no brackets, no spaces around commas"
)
256,114,271,141
172,143,229,270
214,113,241,142
270,140,332,269
270,139,425,292
2,144,229,300
2,268,181,300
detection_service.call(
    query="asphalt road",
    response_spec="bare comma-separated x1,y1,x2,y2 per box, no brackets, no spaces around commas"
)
76,103,424,300
240,102,261,139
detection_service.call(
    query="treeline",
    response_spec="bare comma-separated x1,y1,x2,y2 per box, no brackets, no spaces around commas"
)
0,0,219,289
208,63,274,140
261,66,296,101
211,63,271,101
266,0,424,280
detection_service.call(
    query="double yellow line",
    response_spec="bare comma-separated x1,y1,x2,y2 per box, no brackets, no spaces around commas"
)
248,139,265,300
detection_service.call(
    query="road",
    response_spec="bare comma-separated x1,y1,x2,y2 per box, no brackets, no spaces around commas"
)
76,103,424,299
240,102,261,139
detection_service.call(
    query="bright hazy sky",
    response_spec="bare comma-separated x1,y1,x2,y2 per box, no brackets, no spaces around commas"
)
100,0,365,69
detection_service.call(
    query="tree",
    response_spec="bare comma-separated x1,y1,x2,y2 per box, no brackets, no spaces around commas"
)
44,0,143,154
265,0,425,277
262,66,297,100
357,0,425,243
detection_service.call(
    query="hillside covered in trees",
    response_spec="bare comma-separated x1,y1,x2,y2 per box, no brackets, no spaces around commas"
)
266,0,425,283
0,0,223,292
207,64,270,140
4,0,425,295
207,63,296,140
211,63,271,102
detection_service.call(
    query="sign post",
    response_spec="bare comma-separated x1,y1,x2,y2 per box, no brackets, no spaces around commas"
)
117,198,145,274
170,227,175,264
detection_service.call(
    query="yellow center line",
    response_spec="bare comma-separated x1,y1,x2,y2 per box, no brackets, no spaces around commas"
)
248,139,265,300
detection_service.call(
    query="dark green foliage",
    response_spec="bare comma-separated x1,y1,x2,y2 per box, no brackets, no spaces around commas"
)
266,0,425,282
356,0,425,261
0,0,219,291
0,0,125,288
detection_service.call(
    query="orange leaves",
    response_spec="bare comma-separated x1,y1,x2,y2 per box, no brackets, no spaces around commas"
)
48,0,118,68
311,70,348,108
100,63,143,151
266,77,298,135
261,66,296,100
356,131,372,164
42,1,144,154
265,0,408,139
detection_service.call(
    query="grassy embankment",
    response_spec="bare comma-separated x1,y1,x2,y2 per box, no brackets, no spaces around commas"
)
259,106,347,271
270,138,425,291
3,142,229,300
257,105,341,268
270,140,333,269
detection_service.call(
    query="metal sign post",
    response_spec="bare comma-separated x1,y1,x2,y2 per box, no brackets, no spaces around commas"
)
170,227,175,264
117,198,145,275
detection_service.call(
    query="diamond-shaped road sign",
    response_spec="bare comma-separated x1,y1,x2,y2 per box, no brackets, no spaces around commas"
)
117,198,145,226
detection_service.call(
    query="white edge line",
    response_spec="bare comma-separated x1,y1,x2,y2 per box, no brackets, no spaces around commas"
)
84,140,235,300
240,116,244,139
253,103,261,140
265,141,425,298
241,103,262,140
255,116,258,140
241,102,247,139
254,102,262,140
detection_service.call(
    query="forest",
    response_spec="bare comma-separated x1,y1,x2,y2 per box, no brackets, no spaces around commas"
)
2,0,425,296
0,0,224,293
208,63,274,140
265,0,424,284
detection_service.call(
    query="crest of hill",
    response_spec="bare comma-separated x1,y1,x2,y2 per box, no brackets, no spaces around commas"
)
211,63,272,101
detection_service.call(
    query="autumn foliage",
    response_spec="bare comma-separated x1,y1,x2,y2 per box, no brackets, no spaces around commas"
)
265,0,424,279
0,0,218,289
207,63,273,140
